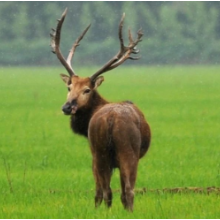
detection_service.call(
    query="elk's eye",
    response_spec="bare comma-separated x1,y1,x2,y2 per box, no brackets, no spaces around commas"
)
84,89,91,94
67,87,71,92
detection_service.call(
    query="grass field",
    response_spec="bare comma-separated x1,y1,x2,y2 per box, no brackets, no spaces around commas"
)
0,66,220,218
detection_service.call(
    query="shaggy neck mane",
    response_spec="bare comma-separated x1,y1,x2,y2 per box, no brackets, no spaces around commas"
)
70,90,108,137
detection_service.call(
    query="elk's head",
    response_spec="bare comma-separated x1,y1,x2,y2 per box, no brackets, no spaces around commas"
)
50,8,143,115
59,75,104,115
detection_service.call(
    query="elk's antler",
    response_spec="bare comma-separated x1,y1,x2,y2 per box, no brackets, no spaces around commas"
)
50,8,91,77
90,13,143,82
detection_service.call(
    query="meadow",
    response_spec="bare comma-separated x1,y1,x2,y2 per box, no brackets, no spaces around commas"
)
0,66,219,218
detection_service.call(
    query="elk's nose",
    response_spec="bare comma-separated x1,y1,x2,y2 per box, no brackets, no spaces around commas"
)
62,103,72,115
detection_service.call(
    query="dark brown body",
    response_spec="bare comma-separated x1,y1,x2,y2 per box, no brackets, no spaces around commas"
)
90,101,151,211
51,8,151,211
69,88,151,211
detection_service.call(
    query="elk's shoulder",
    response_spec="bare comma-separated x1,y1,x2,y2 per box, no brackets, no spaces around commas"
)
91,101,141,124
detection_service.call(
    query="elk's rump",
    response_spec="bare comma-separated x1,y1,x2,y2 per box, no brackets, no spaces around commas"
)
88,102,151,168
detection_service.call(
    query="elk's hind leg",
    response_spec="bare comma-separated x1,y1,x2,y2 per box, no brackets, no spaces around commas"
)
93,152,113,208
89,114,113,208
119,156,138,212
114,120,140,211
97,159,113,208
92,158,103,207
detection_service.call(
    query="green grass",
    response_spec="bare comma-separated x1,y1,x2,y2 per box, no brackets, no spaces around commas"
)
0,66,220,218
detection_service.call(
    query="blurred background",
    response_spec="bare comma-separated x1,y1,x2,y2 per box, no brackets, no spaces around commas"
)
1,1,220,67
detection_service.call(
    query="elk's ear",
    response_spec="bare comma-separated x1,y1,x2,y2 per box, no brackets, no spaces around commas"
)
60,74,70,85
93,76,104,89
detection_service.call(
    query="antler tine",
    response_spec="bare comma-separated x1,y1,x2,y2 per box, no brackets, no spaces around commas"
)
66,24,91,70
50,8,76,77
89,13,126,82
108,28,143,69
90,13,143,82
51,8,90,77
128,28,134,44
119,13,126,52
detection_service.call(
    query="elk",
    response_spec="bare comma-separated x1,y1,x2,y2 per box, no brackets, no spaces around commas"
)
50,8,151,211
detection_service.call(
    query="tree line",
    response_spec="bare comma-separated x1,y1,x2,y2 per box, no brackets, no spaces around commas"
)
0,1,220,66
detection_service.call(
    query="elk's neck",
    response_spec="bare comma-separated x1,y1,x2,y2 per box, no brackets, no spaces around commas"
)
70,91,108,137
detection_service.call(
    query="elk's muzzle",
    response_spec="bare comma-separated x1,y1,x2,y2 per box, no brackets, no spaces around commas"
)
62,101,78,115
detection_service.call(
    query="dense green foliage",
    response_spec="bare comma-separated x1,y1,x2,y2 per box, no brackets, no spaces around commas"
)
1,2,220,66
0,66,220,218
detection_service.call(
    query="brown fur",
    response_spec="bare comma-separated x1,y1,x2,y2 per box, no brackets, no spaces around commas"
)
61,75,151,211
